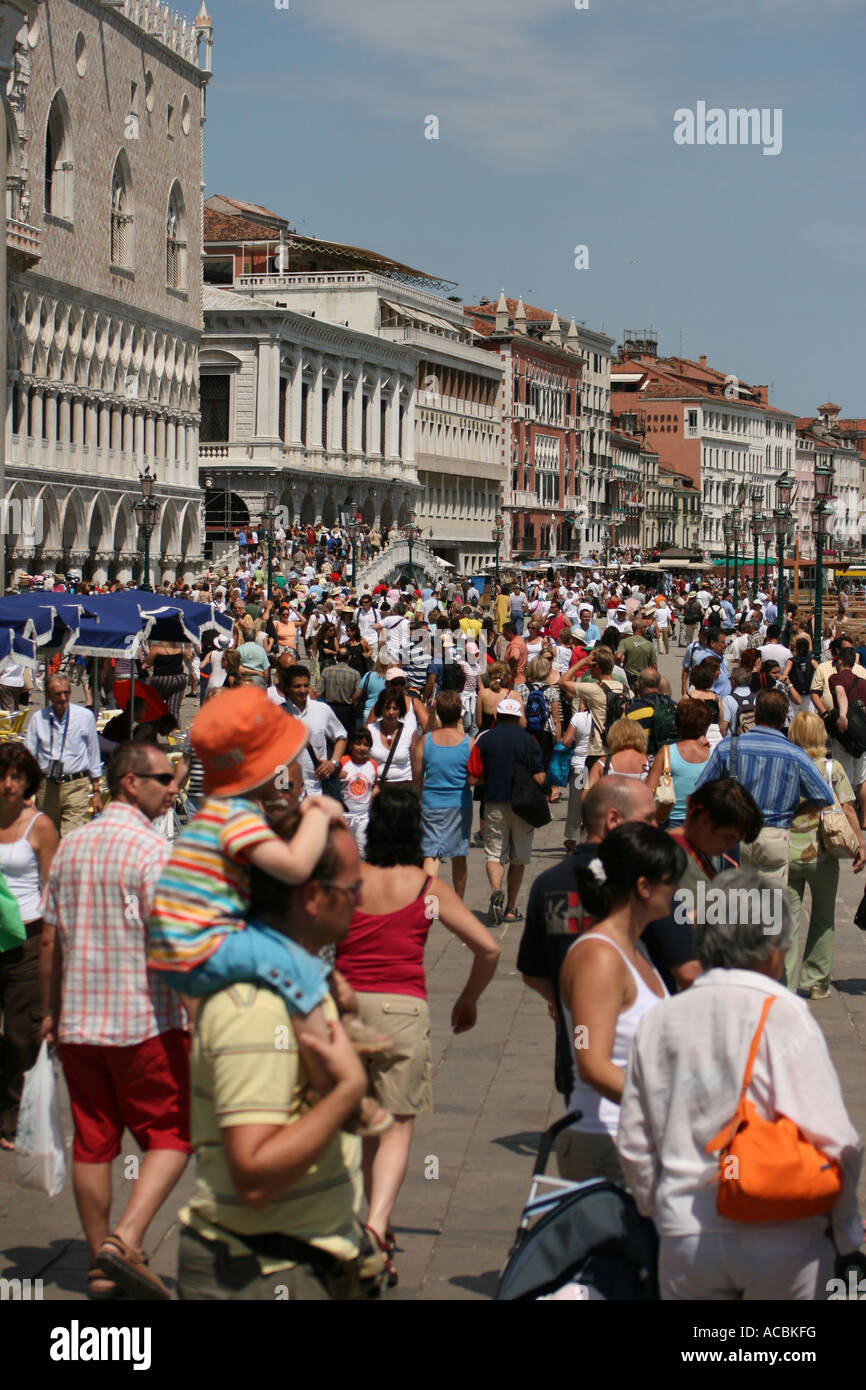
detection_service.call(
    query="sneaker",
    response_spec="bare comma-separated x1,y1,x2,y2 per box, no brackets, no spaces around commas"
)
488,890,505,926
809,985,832,1000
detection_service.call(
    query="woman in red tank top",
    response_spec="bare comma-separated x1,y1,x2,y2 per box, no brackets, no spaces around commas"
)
336,785,500,1286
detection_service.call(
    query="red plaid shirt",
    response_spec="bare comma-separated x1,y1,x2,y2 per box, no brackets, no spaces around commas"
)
44,802,184,1046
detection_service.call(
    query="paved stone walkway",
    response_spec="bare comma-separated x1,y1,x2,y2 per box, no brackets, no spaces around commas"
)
3,644,866,1300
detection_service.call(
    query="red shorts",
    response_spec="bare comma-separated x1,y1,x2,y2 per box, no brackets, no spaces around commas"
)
59,1029,191,1164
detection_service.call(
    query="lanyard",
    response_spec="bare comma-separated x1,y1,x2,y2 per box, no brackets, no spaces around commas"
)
48,709,71,763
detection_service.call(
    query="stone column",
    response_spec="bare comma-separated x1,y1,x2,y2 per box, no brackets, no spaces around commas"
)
254,339,281,440
145,414,156,462
110,407,122,452
155,417,166,460
166,419,177,465
369,373,382,458
43,391,57,442
14,385,26,435
133,411,144,459
84,401,97,447
403,376,416,465
384,384,397,461
186,424,196,470
56,394,70,444
122,410,133,456
98,403,110,449
330,360,343,454
72,397,84,447
30,388,43,441
289,354,303,444
308,355,323,451
350,367,364,462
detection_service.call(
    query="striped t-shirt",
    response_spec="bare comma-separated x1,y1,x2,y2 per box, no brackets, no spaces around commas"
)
148,797,276,971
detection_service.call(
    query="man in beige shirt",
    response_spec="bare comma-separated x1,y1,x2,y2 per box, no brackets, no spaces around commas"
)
561,647,628,760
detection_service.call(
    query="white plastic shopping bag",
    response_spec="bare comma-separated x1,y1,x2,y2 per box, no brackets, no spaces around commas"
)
14,1041,67,1197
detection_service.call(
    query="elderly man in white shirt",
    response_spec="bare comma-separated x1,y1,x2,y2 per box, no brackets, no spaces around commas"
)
618,867,862,1301
25,672,103,834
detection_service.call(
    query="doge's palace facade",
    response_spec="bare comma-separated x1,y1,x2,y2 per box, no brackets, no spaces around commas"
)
3,0,212,584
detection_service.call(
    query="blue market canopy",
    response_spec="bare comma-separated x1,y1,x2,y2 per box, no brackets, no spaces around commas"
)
0,591,232,659
0,627,38,671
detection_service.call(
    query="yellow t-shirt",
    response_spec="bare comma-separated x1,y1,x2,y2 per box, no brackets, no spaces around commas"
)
494,594,511,630
180,986,362,1272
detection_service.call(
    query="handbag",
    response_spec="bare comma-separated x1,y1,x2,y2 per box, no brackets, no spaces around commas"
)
705,996,842,1223
819,757,860,860
654,743,676,822
512,735,552,829
546,742,572,789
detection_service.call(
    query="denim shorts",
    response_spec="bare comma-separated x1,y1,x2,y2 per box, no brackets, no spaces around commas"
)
161,923,332,1016
420,803,472,860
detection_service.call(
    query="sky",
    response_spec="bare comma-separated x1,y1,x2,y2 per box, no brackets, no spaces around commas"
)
200,0,864,417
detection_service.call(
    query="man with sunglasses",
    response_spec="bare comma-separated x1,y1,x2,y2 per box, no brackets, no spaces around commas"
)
40,741,189,1301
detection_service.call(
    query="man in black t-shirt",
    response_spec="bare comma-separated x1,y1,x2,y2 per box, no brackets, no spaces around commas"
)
517,776,699,1101
469,701,545,925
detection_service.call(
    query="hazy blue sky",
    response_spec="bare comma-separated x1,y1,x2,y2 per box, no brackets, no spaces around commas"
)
202,0,863,417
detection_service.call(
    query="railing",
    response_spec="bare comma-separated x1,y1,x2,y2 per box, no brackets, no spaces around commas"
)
6,219,41,263
355,538,449,589
235,271,455,314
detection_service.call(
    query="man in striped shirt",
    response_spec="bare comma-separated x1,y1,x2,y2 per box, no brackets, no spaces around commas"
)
696,689,833,889
41,741,189,1301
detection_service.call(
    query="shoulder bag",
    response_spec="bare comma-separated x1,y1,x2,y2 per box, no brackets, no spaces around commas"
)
511,733,552,829
819,757,860,859
377,721,405,787
654,743,676,821
705,996,842,1222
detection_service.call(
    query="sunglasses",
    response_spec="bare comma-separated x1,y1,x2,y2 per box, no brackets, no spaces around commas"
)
133,771,176,786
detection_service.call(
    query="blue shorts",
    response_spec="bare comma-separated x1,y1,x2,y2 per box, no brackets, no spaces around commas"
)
160,923,331,1016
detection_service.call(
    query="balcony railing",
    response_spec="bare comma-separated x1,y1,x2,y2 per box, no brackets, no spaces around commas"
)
7,218,41,264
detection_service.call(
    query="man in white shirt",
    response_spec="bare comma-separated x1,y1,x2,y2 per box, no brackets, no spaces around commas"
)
651,597,672,655
758,624,793,680
25,674,103,834
279,665,347,798
609,605,633,636
619,868,862,1301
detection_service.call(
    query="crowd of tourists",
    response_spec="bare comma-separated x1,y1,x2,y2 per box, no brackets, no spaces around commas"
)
1,544,865,1302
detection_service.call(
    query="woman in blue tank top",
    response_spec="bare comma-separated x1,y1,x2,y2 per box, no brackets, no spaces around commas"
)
413,689,474,899
646,697,713,826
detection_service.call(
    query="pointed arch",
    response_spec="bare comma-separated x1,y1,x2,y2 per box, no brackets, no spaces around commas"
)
166,180,187,289
44,90,74,221
110,148,134,267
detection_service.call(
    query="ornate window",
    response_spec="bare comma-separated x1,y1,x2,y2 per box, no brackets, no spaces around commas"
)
166,181,186,289
44,91,73,220
110,152,133,267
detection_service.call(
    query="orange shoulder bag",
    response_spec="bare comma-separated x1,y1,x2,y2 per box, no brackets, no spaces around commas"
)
705,996,843,1222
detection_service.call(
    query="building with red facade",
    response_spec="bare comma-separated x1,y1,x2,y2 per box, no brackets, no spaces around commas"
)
464,293,583,562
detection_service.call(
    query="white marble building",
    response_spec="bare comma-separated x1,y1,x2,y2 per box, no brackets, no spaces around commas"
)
3,0,212,585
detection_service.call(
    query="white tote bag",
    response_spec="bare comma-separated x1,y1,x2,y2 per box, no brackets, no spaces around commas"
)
15,1041,67,1197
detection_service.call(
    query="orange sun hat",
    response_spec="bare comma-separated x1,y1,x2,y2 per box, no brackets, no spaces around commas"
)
190,686,309,797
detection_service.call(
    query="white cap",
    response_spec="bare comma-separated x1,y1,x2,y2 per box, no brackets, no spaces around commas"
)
497,698,523,718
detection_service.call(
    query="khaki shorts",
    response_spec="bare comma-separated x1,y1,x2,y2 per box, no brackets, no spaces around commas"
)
355,993,432,1116
483,803,535,866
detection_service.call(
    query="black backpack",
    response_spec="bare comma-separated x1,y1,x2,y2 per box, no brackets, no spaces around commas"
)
684,598,702,625
789,654,813,696
602,683,629,743
649,693,679,754
731,691,757,734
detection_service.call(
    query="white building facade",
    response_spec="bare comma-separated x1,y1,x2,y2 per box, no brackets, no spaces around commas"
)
4,0,212,584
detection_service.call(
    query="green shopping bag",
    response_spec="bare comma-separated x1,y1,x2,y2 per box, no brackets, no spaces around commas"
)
0,868,25,952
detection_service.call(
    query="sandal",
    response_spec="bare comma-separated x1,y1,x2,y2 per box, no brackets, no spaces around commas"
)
345,1096,395,1139
88,1267,122,1301
364,1224,399,1287
503,910,522,923
96,1233,171,1302
0,1137,15,1151
342,1017,394,1057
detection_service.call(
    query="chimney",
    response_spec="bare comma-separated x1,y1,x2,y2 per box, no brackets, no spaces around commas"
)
699,355,707,369
495,288,509,333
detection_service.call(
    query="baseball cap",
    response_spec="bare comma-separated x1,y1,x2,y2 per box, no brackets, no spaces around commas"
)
497,698,523,718
385,667,406,682
190,687,309,797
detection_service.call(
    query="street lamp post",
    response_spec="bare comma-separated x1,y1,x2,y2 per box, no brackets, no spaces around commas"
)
732,515,743,605
723,514,733,594
762,518,773,587
404,515,421,585
811,459,836,660
492,512,504,588
261,489,277,598
750,485,764,597
134,468,159,591
773,471,794,605
342,497,361,588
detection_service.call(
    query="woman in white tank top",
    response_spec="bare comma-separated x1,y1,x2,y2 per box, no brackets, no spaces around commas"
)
0,744,59,1148
557,823,687,1185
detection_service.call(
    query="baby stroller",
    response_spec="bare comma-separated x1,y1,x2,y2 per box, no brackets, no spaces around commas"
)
495,1112,659,1301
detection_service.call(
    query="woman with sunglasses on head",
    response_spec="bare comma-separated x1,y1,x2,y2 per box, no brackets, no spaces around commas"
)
336,785,501,1284
556,823,686,1184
